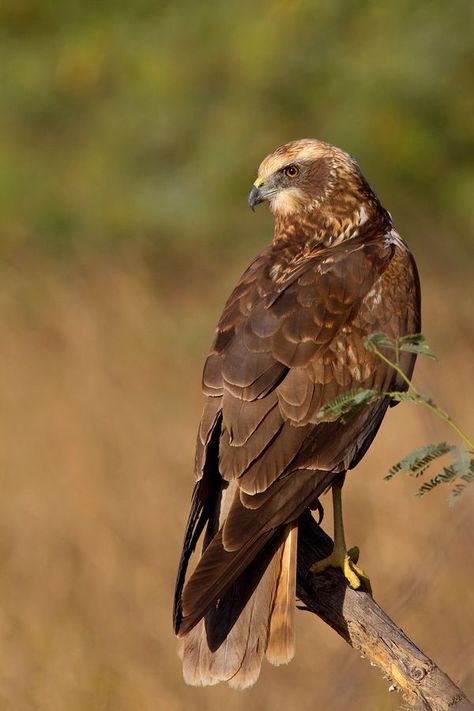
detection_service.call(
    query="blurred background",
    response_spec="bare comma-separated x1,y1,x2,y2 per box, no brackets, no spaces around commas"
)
0,1,472,709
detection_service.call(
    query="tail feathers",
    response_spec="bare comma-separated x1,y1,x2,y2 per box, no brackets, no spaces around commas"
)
179,536,283,688
179,469,326,636
178,522,298,688
266,521,297,666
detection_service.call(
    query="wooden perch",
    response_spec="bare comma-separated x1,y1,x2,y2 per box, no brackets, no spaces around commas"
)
296,511,473,711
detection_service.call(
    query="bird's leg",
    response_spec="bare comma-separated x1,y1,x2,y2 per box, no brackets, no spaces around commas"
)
310,477,372,593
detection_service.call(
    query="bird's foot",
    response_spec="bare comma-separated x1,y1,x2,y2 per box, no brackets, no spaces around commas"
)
310,545,372,594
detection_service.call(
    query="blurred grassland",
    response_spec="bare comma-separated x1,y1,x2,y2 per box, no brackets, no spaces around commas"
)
0,257,473,711
0,1,473,710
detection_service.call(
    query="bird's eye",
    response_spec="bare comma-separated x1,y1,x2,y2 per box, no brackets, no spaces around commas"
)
284,165,299,178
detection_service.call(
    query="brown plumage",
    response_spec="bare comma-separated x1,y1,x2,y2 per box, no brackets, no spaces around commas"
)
174,138,421,688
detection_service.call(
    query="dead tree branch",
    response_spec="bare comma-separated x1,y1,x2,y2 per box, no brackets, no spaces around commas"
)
296,512,473,711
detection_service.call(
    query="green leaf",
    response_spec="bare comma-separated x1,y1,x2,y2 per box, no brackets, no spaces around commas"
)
316,388,380,423
398,334,438,360
384,441,454,481
364,332,437,360
448,452,474,506
364,333,396,352
452,444,471,474
388,391,421,403
390,444,474,505
416,461,463,497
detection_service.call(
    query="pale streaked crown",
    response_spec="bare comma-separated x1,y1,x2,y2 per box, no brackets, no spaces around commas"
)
257,138,336,181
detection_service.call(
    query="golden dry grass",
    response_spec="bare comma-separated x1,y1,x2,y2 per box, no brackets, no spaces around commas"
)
0,252,472,711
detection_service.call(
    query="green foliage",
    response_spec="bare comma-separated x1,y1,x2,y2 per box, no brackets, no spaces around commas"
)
365,333,437,360
415,447,474,502
447,458,474,506
384,442,455,480
316,388,380,423
364,333,396,351
397,334,438,360
320,333,473,504
0,0,472,255
387,391,425,403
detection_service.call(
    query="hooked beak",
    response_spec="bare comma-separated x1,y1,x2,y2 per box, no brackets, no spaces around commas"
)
248,177,265,211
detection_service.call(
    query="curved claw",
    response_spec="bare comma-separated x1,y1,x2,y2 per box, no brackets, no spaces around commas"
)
350,560,372,594
347,546,360,564
310,546,372,594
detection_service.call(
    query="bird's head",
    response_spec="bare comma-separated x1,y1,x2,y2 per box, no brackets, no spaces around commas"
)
248,139,370,219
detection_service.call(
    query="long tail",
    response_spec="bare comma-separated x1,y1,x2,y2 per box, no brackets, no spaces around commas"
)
174,464,333,688
178,520,297,688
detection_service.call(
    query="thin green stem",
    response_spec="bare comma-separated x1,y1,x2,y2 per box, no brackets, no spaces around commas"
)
373,345,474,452
372,346,417,394
418,400,474,450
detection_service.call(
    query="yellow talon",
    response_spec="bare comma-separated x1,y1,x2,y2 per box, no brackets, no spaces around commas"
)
310,481,372,594
310,547,372,593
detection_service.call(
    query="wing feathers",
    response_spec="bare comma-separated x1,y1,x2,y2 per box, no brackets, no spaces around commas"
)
176,231,421,688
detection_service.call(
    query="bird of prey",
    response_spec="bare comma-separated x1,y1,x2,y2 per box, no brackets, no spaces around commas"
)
173,139,421,688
